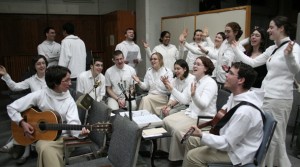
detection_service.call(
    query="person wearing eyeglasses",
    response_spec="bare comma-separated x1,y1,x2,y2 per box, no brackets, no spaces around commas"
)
76,57,105,102
159,56,217,162
0,55,48,165
6,65,89,167
232,16,300,167
132,52,173,115
183,62,263,167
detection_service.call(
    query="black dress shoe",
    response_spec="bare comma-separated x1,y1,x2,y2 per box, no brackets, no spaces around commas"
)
16,156,28,165
0,146,11,153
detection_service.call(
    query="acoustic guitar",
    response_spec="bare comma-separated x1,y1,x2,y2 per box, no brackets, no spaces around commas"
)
180,109,226,143
11,108,112,146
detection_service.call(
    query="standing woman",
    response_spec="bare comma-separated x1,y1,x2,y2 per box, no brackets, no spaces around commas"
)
0,55,48,165
182,31,226,77
232,16,300,167
143,31,180,70
181,29,209,71
160,59,195,117
133,52,173,115
244,27,268,88
180,22,244,85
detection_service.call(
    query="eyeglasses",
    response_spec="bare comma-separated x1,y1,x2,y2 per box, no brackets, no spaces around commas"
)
61,79,71,83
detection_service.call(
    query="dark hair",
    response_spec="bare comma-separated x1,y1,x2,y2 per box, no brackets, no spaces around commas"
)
232,62,257,89
62,23,75,34
226,22,243,40
174,59,189,78
271,16,295,38
89,57,103,66
151,52,164,67
43,26,54,36
246,27,267,56
45,65,71,89
32,55,48,73
217,32,226,41
193,29,203,41
196,57,214,76
112,50,124,59
124,28,135,34
159,31,170,43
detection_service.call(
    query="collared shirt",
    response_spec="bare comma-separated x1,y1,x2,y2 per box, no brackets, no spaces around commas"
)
105,64,136,98
37,40,61,67
139,66,173,95
1,73,46,92
201,90,264,165
76,70,105,102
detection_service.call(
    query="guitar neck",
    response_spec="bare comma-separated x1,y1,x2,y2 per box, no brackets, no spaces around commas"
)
40,123,91,131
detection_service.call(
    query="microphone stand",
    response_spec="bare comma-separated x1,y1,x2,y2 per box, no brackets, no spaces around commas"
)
118,81,135,121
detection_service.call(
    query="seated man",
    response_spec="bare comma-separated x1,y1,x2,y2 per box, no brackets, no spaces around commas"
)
183,62,264,167
76,57,105,102
7,65,89,167
105,50,137,110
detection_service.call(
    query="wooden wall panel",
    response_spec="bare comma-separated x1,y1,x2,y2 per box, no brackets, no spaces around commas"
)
0,11,135,90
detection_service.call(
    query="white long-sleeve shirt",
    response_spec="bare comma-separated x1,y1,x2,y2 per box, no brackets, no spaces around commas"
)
59,35,86,79
145,44,180,70
7,88,81,137
171,75,217,119
182,41,208,70
115,40,142,68
1,73,46,92
169,73,195,105
184,40,245,83
139,67,173,95
201,89,264,165
37,40,61,67
232,37,300,99
76,70,105,102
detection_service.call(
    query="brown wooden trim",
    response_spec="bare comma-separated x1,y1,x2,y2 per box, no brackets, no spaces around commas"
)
162,6,250,20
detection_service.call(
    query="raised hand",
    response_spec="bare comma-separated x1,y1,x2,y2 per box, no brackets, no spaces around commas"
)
284,41,295,56
179,28,188,44
191,82,196,97
0,65,8,76
202,26,209,38
142,40,149,48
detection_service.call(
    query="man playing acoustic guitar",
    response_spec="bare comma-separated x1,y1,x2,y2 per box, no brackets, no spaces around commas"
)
182,62,264,166
7,65,90,167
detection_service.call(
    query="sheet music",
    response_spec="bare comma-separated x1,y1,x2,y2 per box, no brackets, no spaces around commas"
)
133,114,163,128
126,51,138,63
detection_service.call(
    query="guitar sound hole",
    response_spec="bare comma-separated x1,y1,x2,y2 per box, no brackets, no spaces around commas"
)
39,122,46,131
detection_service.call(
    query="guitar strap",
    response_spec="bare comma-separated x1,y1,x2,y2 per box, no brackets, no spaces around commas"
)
270,40,289,56
212,101,265,135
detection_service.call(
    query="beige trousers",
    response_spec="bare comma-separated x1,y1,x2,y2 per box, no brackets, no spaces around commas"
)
160,111,198,161
107,97,137,111
262,98,292,167
182,136,231,167
35,137,64,167
138,94,168,115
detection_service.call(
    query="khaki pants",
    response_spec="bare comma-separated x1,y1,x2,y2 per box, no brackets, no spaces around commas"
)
182,136,231,167
35,137,64,167
262,98,292,167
